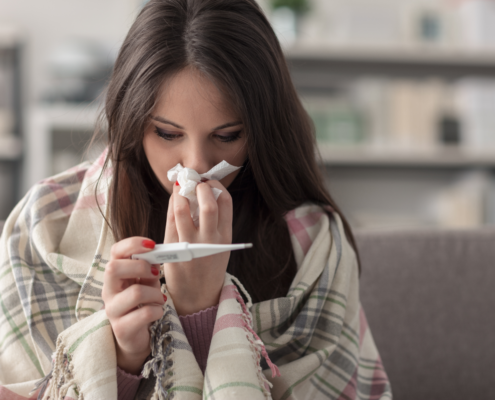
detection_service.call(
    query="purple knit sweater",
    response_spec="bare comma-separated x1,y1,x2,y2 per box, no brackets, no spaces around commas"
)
117,305,218,400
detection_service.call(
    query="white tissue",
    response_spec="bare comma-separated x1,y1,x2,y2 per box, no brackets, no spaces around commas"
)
167,161,241,226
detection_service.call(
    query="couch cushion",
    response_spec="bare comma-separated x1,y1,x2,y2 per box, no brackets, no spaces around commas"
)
0,219,492,398
356,228,495,400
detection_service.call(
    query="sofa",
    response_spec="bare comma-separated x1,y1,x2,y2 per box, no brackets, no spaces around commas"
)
356,227,495,400
1,220,494,399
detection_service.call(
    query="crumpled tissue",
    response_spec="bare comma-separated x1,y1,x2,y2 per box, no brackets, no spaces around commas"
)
167,161,241,226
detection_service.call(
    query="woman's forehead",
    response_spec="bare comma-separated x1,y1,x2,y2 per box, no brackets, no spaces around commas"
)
154,67,238,125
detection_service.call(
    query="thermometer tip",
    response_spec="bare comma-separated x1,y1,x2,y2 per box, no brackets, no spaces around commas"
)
245,243,253,249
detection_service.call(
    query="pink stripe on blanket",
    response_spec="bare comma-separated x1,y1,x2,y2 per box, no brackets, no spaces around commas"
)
359,308,391,398
212,313,244,335
369,359,390,398
285,210,325,230
42,183,75,216
86,149,114,181
86,148,109,178
285,210,325,256
0,385,39,400
73,193,106,211
87,163,112,179
45,180,106,215
338,360,389,400
218,284,237,303
213,285,250,334
284,209,296,221
337,368,357,400
63,167,87,183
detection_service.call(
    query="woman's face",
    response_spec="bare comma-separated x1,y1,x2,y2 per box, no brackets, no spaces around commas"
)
143,67,248,195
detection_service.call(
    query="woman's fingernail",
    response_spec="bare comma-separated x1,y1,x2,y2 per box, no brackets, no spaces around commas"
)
175,181,179,186
151,266,159,276
163,294,168,302
142,239,155,249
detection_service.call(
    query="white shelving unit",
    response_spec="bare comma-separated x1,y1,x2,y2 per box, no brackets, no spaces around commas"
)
286,46,495,82
286,47,495,229
0,26,23,220
318,144,495,168
0,136,22,160
0,25,22,49
23,104,101,193
19,47,495,229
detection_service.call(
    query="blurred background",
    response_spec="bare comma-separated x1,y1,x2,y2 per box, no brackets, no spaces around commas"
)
1,0,495,230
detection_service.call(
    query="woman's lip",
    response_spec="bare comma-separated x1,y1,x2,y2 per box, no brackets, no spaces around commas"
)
200,178,209,182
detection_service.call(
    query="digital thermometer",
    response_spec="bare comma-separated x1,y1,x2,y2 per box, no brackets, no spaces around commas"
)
131,242,253,264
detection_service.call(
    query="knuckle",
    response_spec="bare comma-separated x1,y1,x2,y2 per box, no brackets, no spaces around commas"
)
197,182,210,194
141,306,155,321
218,192,232,205
201,203,217,215
105,261,117,276
175,203,189,216
129,285,143,303
103,302,115,318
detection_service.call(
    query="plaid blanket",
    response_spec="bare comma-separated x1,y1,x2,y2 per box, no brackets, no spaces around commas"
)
0,151,392,399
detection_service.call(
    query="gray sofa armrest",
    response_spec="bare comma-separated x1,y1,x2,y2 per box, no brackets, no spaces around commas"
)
356,228,495,400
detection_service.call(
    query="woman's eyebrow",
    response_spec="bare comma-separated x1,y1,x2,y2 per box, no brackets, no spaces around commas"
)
151,116,183,129
152,116,242,131
212,121,242,130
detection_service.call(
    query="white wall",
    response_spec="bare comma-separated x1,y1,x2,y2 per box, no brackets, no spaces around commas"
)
0,0,273,104
0,0,142,103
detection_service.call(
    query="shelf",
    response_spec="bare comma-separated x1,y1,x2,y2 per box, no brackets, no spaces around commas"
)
0,136,22,161
33,103,102,130
318,144,495,168
0,26,23,49
24,103,102,192
285,46,495,84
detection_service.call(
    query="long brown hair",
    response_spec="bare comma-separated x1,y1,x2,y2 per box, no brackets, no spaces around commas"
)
96,0,360,303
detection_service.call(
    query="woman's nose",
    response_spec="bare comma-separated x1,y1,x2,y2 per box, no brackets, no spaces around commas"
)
182,143,213,174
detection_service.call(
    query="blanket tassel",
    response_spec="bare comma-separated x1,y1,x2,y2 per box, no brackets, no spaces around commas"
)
142,287,174,400
32,369,52,400
233,284,281,379
35,346,78,400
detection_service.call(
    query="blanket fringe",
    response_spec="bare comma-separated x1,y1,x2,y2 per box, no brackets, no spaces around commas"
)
232,283,281,395
32,369,52,400
37,346,79,400
142,285,174,400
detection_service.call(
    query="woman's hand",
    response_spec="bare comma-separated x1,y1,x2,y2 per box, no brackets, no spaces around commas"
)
164,180,233,316
102,238,166,375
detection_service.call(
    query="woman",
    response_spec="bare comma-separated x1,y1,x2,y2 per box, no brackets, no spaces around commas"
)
0,0,391,399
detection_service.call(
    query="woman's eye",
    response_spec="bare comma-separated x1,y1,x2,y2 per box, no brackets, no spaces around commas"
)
154,127,242,143
154,127,181,141
216,131,242,143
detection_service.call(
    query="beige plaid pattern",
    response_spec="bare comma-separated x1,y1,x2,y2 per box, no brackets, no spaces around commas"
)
0,152,391,399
